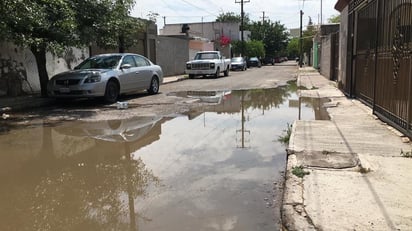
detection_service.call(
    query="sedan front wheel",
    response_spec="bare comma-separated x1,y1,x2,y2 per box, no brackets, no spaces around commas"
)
104,80,119,104
148,77,159,95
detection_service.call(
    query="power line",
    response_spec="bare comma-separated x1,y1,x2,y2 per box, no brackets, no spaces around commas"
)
179,0,219,17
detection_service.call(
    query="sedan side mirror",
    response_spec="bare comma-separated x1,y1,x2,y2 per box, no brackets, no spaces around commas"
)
121,64,132,69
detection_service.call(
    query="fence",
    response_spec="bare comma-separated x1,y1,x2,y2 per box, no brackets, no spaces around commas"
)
347,0,412,138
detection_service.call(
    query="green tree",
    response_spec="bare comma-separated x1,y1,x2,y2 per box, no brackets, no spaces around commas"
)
0,0,140,97
216,12,250,24
216,11,251,31
249,20,289,57
287,37,299,58
328,15,340,23
246,40,265,57
302,17,317,55
231,40,264,58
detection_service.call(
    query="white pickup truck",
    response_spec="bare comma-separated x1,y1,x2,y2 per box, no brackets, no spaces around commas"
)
185,51,231,78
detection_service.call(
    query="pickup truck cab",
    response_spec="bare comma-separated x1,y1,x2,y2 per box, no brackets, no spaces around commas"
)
185,51,231,78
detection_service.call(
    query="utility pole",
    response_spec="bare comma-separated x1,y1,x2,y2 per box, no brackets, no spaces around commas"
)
320,0,323,25
163,16,166,26
235,0,250,57
261,11,266,23
299,10,304,68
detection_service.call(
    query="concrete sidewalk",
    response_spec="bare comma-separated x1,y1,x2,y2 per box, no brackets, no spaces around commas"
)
282,67,412,230
0,75,187,113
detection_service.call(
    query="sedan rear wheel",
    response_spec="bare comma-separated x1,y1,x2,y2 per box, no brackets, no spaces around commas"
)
148,77,159,95
104,80,119,104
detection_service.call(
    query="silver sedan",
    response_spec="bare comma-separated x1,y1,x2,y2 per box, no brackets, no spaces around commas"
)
47,53,163,103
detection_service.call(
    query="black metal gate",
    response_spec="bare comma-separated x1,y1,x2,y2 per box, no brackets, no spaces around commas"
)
354,0,378,105
331,32,340,82
348,0,412,137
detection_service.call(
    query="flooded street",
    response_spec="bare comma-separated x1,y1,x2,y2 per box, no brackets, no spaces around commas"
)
0,82,327,230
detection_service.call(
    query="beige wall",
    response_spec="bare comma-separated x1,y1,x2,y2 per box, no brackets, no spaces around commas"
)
156,36,189,76
188,40,215,60
162,22,240,42
0,42,88,96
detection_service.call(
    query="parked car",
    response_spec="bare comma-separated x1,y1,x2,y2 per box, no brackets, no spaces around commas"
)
47,53,163,103
230,57,247,71
247,57,262,68
185,51,231,78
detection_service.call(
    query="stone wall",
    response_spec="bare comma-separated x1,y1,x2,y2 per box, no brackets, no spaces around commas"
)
320,35,332,79
0,42,88,96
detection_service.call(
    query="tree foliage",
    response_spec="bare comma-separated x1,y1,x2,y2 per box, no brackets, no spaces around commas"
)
0,0,141,96
216,12,289,58
216,12,250,24
231,40,265,57
287,37,299,58
249,20,289,57
302,17,317,55
327,15,341,24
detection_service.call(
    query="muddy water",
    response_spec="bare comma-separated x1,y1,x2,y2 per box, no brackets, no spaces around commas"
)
0,83,327,231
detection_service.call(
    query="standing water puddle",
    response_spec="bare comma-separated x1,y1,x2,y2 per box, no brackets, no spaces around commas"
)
0,82,328,230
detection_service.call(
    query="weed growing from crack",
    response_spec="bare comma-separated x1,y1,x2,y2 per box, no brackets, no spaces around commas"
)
322,150,331,155
359,167,371,174
278,123,293,145
400,149,412,158
292,166,310,178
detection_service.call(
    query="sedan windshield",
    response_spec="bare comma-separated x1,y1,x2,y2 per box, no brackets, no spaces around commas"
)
74,55,122,70
194,53,219,60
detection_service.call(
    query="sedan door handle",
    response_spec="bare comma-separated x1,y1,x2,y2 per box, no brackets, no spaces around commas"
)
135,72,140,74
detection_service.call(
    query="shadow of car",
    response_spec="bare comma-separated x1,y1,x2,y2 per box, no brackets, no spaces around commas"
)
47,53,163,104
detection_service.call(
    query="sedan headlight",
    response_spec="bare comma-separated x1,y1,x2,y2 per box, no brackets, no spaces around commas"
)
84,74,101,83
186,63,191,69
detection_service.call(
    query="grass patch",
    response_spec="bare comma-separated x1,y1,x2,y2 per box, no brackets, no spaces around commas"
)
401,149,412,158
292,165,310,178
359,167,371,174
278,123,293,145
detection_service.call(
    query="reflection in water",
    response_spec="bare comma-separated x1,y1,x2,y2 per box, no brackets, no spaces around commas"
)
0,117,163,231
0,82,329,230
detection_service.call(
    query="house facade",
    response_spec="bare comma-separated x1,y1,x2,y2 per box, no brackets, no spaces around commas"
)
335,0,412,138
161,22,240,58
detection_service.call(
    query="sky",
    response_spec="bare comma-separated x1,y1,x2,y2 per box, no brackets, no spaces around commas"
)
131,0,340,31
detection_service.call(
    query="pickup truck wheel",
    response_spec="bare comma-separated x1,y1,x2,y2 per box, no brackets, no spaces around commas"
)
214,67,220,78
224,66,229,76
